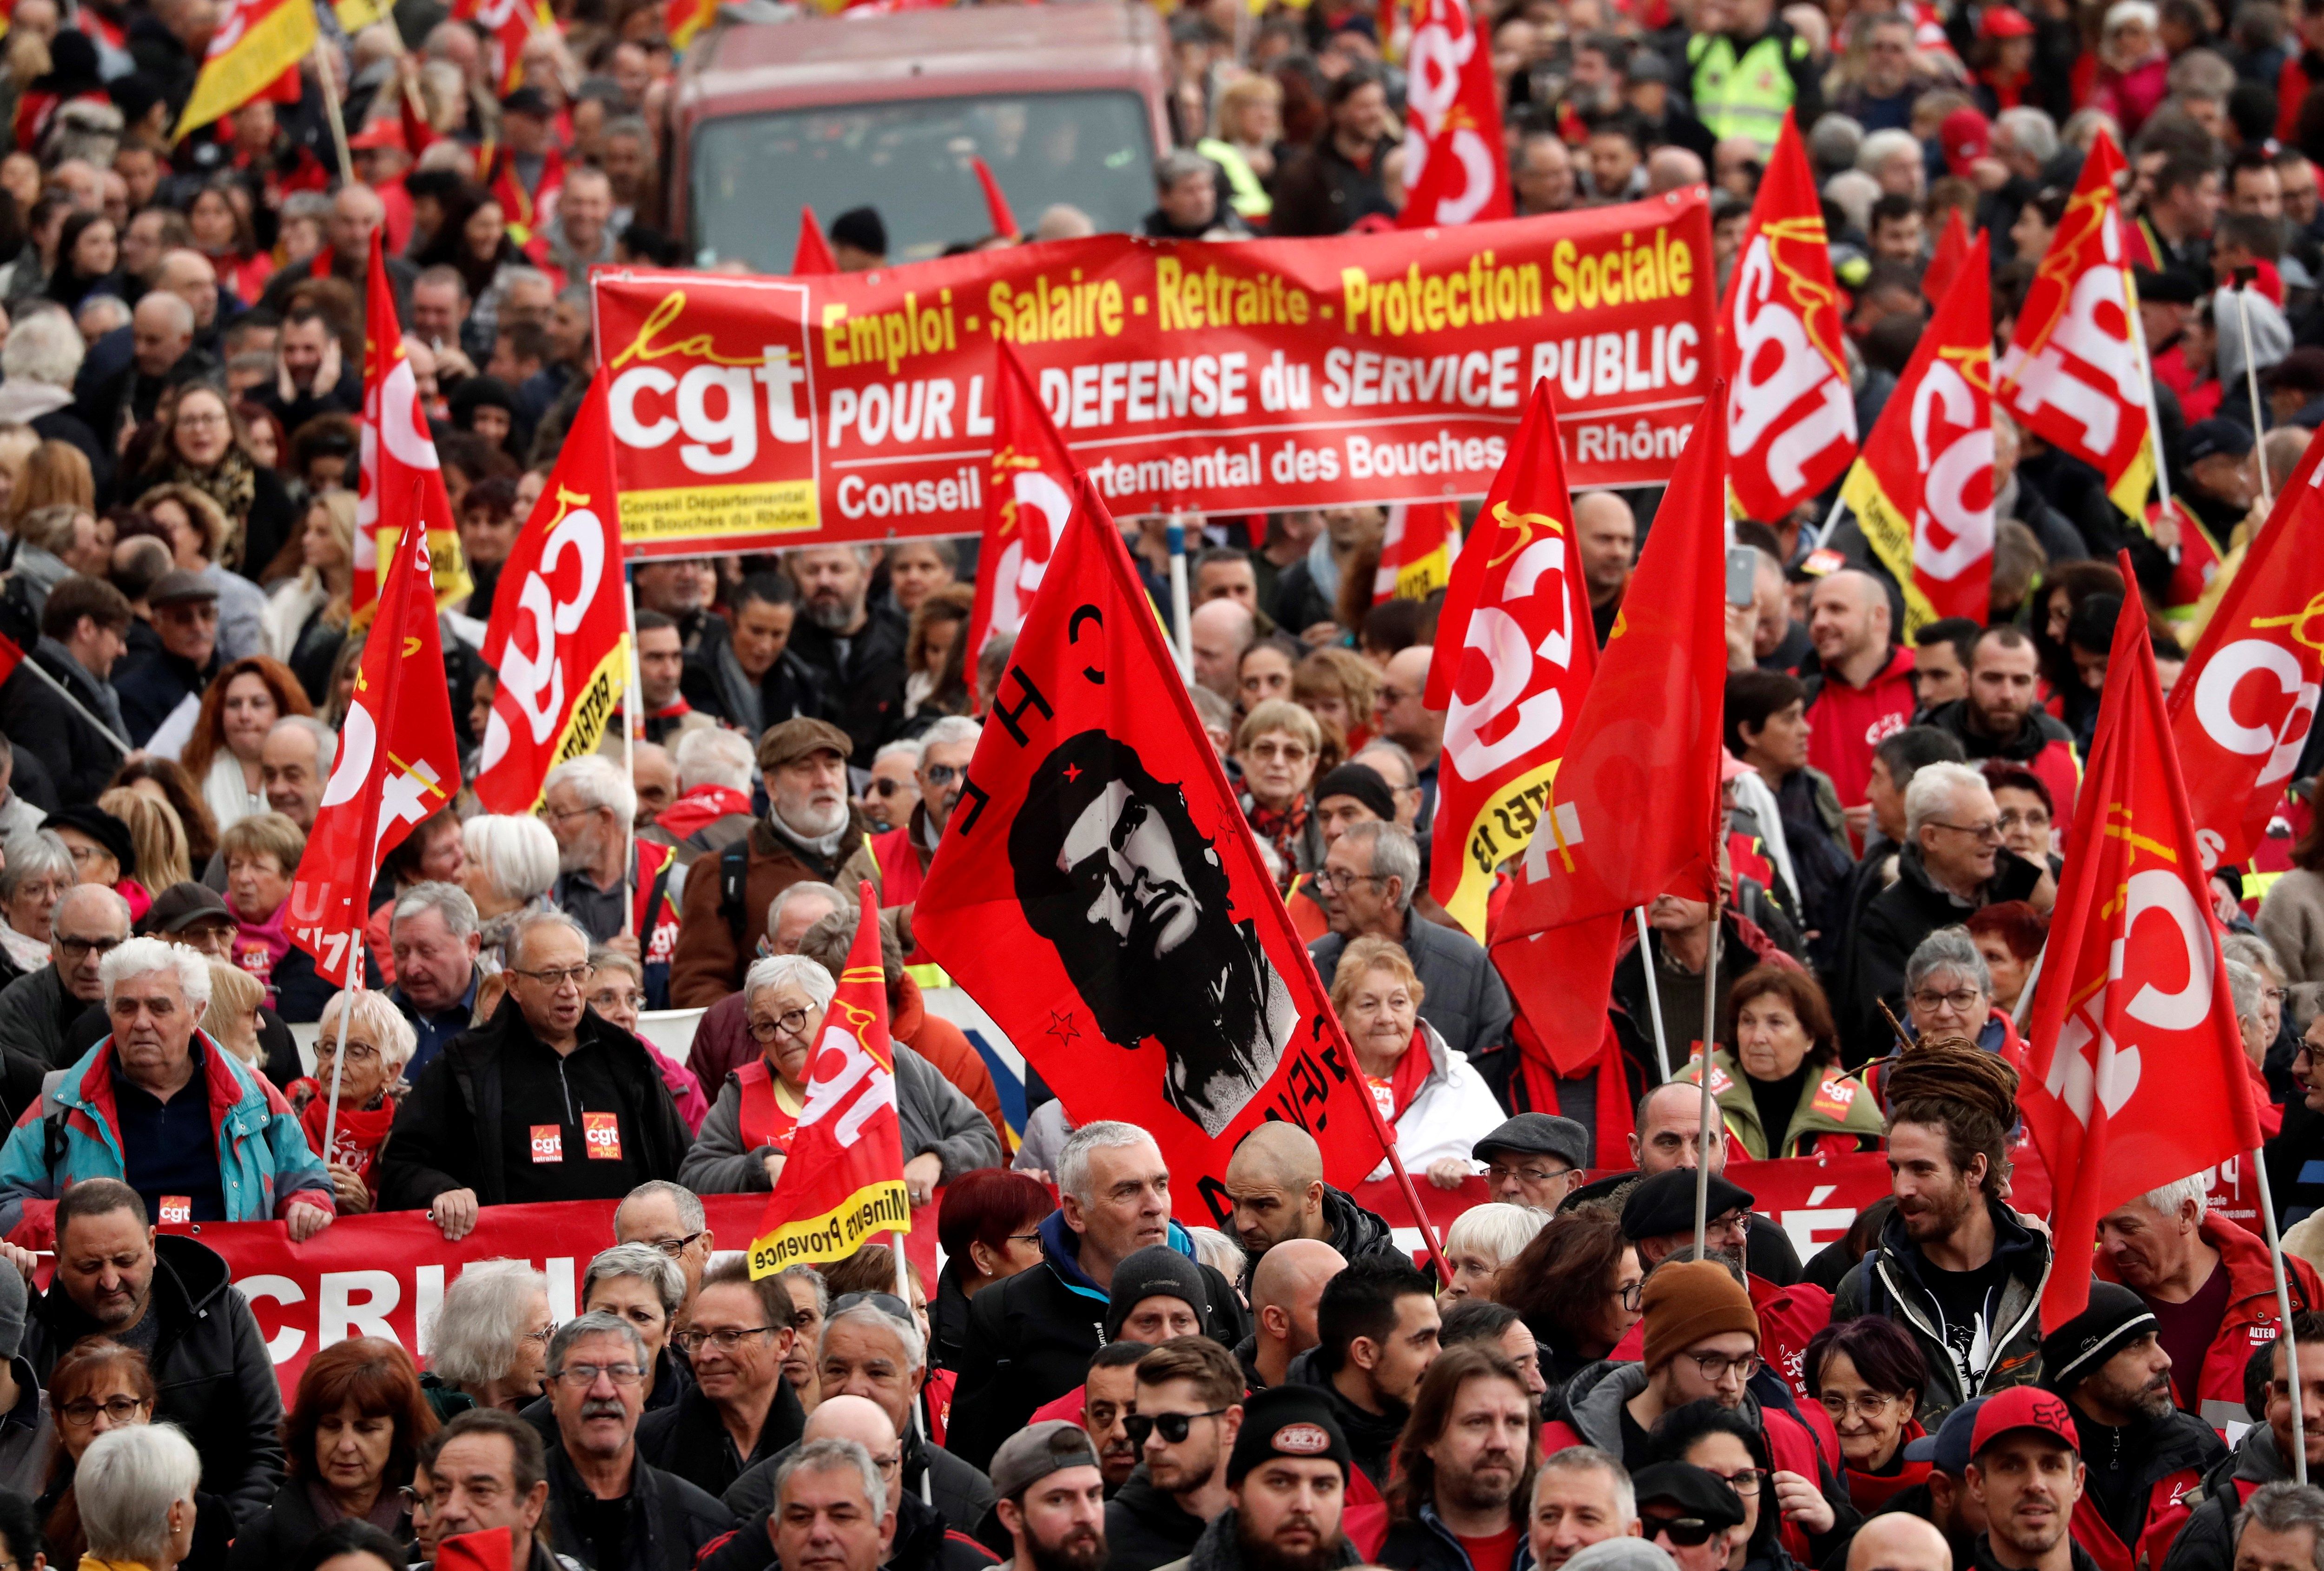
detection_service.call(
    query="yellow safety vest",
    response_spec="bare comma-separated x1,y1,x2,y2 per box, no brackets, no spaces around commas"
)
1686,31,1810,153
1196,138,1273,221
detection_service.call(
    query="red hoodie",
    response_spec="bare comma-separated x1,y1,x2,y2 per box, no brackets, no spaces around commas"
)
1806,646,1917,812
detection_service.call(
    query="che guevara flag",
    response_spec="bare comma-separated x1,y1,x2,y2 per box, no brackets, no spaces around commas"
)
2022,557,2263,1329
1397,0,1511,228
1423,383,1597,940
749,886,911,1275
174,0,312,138
1996,130,2158,520
285,487,463,986
1495,388,1730,941
2166,422,2324,872
1374,501,1463,604
356,229,469,618
966,340,1073,664
1840,232,1995,634
1721,113,1855,523
473,372,630,815
913,471,1389,1219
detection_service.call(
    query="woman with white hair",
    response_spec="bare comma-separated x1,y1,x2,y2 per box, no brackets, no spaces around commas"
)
76,1420,202,1571
459,814,558,980
645,726,759,865
680,955,834,1194
1443,1202,1553,1302
420,1259,554,1419
0,827,72,975
580,1243,691,1411
285,990,417,1213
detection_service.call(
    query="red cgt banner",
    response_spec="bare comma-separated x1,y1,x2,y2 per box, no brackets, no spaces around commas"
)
589,194,1717,555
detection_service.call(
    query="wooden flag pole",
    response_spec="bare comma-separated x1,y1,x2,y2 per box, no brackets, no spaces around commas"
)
313,42,356,185
620,569,641,941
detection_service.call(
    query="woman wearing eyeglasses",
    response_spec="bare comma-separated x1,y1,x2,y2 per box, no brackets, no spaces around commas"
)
680,954,829,1196
286,992,418,1214
224,1337,438,1570
39,1339,233,1571
1651,1399,1845,1571
930,1169,1054,1374
1498,1212,1645,1390
1799,1318,1928,1514
131,384,298,581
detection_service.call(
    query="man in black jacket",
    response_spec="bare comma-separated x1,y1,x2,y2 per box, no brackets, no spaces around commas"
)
1375,1345,1533,1571
1106,1338,1247,1571
0,576,131,804
26,1179,284,1527
1220,1123,1402,1270
111,572,219,748
2039,1286,2224,1571
2165,1314,2324,1571
638,1259,805,1500
380,910,693,1240
949,1123,1246,1472
543,1310,735,1571
786,547,909,761
1286,1255,1440,1494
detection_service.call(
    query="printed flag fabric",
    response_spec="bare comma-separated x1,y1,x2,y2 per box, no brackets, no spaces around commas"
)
965,339,1073,664
454,0,550,96
2166,423,2324,872
175,0,315,138
749,883,912,1274
913,470,1391,1223
1840,231,1995,633
355,228,469,617
1721,113,1856,523
2020,561,2264,1330
285,487,463,986
1397,0,1512,228
474,371,631,815
1423,383,1598,940
1374,501,1463,604
1996,130,2158,520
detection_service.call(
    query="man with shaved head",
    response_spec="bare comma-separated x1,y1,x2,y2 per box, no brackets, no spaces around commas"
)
1574,492,1636,645
1239,1239,1345,1390
76,289,205,452
1188,599,1255,702
1801,569,1916,831
1845,1511,1951,1571
1221,1123,1402,1269
260,181,419,320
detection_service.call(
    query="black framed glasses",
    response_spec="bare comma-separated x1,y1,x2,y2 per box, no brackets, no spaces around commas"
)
643,1230,706,1260
1684,1350,1762,1381
674,1325,776,1354
58,1396,147,1427
1124,1407,1228,1447
749,1008,813,1043
1617,1280,1645,1312
56,934,124,959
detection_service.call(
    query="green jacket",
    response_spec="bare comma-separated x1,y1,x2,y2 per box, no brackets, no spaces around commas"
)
1677,1047,1887,1160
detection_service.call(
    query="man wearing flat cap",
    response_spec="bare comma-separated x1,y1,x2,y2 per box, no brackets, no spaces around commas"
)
1631,1463,1748,1571
111,570,219,748
2038,1283,2221,1571
1152,1386,1359,1571
1474,1114,1589,1209
669,716,882,1008
992,1421,1109,1571
2177,421,2262,555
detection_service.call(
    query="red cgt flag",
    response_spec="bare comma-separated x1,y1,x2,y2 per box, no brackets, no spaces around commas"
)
1373,501,1463,605
1494,387,1730,942
285,486,464,986
1995,130,2156,520
474,371,631,815
355,228,466,617
2166,423,2324,873
792,206,838,276
1721,113,1855,523
1923,206,1972,309
965,340,1073,666
748,883,911,1274
914,471,1388,1218
1839,231,1996,633
2021,558,2264,1330
1396,0,1512,228
1424,382,1597,941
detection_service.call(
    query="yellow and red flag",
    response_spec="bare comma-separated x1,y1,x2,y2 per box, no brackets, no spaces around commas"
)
749,885,911,1275
666,0,716,50
1839,231,1995,634
356,228,469,616
1397,0,1511,228
966,339,1073,666
455,0,551,97
1423,383,1596,940
1373,501,1462,604
1720,112,1855,523
474,371,631,814
174,0,314,139
1996,130,2157,520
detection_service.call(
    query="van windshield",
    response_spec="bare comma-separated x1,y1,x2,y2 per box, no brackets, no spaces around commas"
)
691,90,1156,269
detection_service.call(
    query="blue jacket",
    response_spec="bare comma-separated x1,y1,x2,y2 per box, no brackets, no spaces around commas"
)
0,1031,334,1236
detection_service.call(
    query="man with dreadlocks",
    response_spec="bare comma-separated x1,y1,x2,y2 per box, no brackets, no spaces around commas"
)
1832,1040,2055,1425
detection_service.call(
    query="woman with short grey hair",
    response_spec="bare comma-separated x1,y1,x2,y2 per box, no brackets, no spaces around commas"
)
582,1243,690,1411
458,814,559,980
423,1259,555,1418
0,827,71,970
77,1422,202,1571
1899,926,2006,1055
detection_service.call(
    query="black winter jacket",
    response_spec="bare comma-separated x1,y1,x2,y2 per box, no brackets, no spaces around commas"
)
723,1423,997,1538
1316,1185,1406,1266
2163,1423,2295,1571
633,1375,806,1500
1831,1200,2052,1424
377,995,692,1210
30,1231,284,1528
1285,1346,1407,1492
1105,1466,1208,1571
1838,842,2045,1058
1378,1502,1536,1571
1152,1507,1363,1571
2068,1396,2225,1560
224,1474,418,1569
542,1436,735,1571
786,603,911,762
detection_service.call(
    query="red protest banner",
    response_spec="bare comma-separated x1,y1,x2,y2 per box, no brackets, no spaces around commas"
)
590,195,1717,555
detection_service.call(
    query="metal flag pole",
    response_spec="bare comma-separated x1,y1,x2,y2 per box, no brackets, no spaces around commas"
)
8,656,128,756
2253,1148,2309,1484
2232,271,2276,518
1692,888,1724,1259
1635,905,1675,1082
1167,516,1195,681
620,567,642,941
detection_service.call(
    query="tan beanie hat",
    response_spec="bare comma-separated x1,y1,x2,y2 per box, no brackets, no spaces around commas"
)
1639,1259,1760,1373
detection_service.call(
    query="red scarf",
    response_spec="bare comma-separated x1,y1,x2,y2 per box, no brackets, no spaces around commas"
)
1243,794,1311,889
295,1084,398,1190
1845,1425,1933,1511
1365,1028,1436,1124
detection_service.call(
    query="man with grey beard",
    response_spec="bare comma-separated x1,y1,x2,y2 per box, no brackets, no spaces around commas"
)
669,718,882,1007
784,546,911,760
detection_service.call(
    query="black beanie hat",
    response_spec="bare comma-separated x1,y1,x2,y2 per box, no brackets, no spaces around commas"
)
1228,1385,1353,1485
1313,763,1398,825
2041,1282,2157,1395
1103,1245,1208,1341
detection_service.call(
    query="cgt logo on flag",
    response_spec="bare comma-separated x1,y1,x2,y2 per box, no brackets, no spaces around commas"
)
2046,845,2217,1125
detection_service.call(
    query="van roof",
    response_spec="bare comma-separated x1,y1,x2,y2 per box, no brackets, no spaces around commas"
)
684,4,1163,108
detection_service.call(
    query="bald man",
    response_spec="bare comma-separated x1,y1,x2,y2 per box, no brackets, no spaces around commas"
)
1221,1124,1404,1271
711,1396,952,1571
1574,492,1636,645
154,250,221,336
1188,599,1255,702
260,180,420,321
1802,569,1916,816
1645,146,1709,195
1239,1238,1345,1390
1844,1511,1951,1571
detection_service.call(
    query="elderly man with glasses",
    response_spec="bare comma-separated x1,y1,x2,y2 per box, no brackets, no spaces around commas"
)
634,1258,805,1499
542,1308,735,1571
0,882,130,1116
381,909,694,1242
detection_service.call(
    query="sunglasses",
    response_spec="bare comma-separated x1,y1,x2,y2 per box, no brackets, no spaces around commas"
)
1124,1407,1228,1447
1643,1516,1721,1548
832,1291,914,1321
